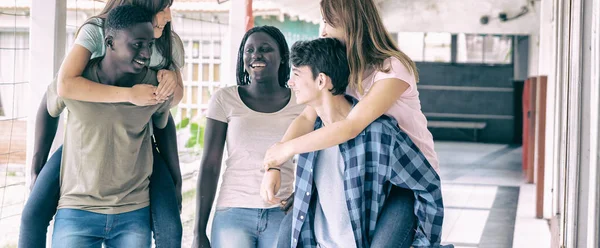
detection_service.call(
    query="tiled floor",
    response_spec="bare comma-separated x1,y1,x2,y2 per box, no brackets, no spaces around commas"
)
0,141,551,247
179,141,551,247
436,142,550,248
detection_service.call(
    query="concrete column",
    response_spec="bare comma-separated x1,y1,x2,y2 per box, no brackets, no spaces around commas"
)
225,0,247,86
513,36,529,81
537,0,560,221
26,0,66,185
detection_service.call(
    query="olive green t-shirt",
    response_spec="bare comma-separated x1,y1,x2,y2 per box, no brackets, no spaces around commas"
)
47,59,172,214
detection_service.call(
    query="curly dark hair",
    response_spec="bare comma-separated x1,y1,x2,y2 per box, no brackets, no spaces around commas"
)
236,26,290,87
105,5,153,35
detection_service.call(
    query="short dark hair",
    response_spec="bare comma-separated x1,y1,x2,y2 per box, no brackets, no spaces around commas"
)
236,26,290,87
105,5,153,36
290,38,349,95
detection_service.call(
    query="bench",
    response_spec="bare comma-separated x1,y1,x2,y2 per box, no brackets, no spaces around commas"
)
427,121,487,141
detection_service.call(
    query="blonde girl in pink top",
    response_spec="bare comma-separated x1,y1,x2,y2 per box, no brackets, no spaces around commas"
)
263,0,439,172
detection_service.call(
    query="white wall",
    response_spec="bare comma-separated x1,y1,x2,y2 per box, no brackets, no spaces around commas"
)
380,0,540,35
528,34,539,77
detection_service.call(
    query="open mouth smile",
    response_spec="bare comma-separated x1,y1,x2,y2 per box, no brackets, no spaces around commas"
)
134,59,147,66
250,62,266,69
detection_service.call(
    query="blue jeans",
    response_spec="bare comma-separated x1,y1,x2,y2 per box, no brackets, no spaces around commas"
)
370,186,416,248
276,186,416,248
211,207,285,248
51,207,151,247
276,210,293,248
18,146,182,248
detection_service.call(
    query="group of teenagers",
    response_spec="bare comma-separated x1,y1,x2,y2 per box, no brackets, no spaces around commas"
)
18,0,452,247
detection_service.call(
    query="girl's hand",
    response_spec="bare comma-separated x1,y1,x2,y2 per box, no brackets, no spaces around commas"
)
263,142,294,169
156,69,178,100
128,84,164,106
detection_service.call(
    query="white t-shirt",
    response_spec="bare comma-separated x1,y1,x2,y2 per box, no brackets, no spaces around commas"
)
347,57,440,172
313,146,357,248
206,86,305,208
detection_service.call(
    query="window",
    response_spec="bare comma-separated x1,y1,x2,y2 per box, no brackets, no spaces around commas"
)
213,64,221,82
202,87,211,104
0,32,29,83
192,41,200,59
457,34,512,64
0,32,29,119
202,64,210,82
192,63,199,81
178,37,224,118
423,33,451,62
191,86,198,104
182,64,189,81
183,40,190,58
181,108,188,119
181,86,188,104
483,35,512,64
397,32,451,62
202,41,210,59
457,34,483,63
399,32,513,64
397,32,424,61
214,41,221,59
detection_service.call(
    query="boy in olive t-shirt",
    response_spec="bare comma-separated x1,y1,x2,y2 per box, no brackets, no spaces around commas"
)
47,5,171,247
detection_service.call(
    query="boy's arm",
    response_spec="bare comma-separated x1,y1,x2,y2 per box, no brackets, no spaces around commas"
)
30,93,60,187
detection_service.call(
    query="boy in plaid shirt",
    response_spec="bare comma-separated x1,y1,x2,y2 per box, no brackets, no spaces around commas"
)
261,38,449,248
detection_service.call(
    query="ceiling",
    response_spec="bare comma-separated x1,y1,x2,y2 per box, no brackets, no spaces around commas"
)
265,0,389,24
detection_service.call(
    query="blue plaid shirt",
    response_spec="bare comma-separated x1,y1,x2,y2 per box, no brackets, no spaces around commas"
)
291,97,446,248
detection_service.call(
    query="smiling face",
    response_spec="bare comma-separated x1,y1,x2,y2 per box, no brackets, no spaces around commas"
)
107,22,155,74
288,65,324,105
243,32,282,83
152,6,171,38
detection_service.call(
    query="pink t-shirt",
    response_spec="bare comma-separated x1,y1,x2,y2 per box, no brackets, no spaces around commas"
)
347,57,440,172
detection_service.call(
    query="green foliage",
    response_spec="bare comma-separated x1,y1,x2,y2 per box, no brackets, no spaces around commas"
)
176,117,190,131
182,188,196,202
170,107,178,118
175,117,205,150
185,122,205,149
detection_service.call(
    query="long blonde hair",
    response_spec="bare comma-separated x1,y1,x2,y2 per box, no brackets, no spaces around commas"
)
321,0,419,94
